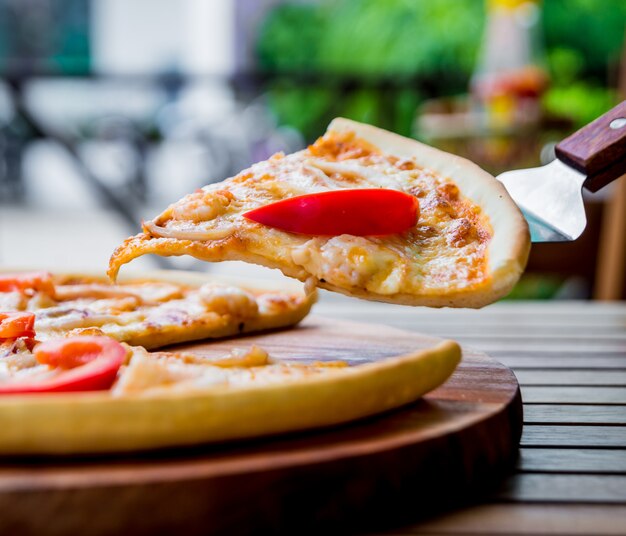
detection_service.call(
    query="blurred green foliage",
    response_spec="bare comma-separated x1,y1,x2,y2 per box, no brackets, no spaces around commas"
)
543,83,618,129
258,0,483,77
258,0,483,138
315,0,483,77
257,0,625,139
543,0,626,81
541,0,625,128
257,4,324,73
265,84,335,138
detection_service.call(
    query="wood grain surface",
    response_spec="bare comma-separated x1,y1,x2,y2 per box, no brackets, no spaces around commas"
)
1,297,624,535
0,317,521,536
317,298,626,536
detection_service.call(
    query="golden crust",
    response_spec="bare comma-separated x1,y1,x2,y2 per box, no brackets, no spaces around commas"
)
109,119,530,308
0,339,461,454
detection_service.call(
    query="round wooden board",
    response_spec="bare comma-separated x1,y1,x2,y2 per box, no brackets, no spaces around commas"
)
0,318,522,536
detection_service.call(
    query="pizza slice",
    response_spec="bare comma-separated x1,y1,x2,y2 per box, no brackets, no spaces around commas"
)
0,271,315,349
109,118,530,308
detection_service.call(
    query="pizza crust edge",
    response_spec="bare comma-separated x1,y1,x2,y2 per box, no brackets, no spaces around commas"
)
0,339,461,454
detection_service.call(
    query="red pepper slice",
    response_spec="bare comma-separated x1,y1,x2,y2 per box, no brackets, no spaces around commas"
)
0,336,127,395
0,312,36,339
243,189,419,236
0,272,54,294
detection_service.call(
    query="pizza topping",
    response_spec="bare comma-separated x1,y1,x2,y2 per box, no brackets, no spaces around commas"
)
112,347,230,395
120,283,185,304
0,272,55,296
308,130,377,161
447,218,478,247
0,336,127,394
0,292,27,312
0,312,36,339
0,337,38,366
113,345,351,396
157,345,271,368
199,285,259,318
0,273,311,349
26,291,58,310
392,158,418,171
144,219,236,242
292,236,404,294
437,183,460,202
54,282,185,306
67,327,107,338
53,284,139,302
144,189,238,241
257,293,309,315
171,189,234,223
35,308,127,331
243,189,419,237
303,276,318,296
307,160,367,184
210,346,270,367
87,296,141,315
37,336,121,369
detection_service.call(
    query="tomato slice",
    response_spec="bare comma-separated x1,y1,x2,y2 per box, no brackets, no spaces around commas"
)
0,272,54,294
0,336,127,395
34,336,126,370
0,312,36,339
243,189,419,236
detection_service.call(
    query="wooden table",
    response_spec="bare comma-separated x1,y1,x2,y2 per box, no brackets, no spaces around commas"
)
313,296,626,535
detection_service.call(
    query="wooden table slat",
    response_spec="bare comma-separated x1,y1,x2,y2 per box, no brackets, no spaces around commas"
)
397,504,626,535
521,425,626,448
317,297,626,314
460,341,626,353
390,327,626,337
523,405,626,424
515,370,626,386
432,328,626,338
518,448,626,473
498,356,626,369
346,328,626,344
520,386,626,404
495,474,626,503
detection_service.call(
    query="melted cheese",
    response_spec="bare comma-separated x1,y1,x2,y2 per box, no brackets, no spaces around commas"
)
112,129,492,299
113,345,349,397
0,275,310,347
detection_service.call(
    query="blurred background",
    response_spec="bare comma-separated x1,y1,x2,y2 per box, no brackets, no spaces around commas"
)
0,0,624,299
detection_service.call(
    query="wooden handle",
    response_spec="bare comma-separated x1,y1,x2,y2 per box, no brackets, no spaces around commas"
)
555,100,626,192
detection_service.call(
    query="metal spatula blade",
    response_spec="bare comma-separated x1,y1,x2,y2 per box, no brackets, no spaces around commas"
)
497,160,587,242
494,101,626,243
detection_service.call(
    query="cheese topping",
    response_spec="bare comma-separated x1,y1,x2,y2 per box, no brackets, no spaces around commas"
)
113,345,350,397
118,129,491,297
0,275,312,349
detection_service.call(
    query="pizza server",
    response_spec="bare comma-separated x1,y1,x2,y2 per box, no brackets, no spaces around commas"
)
497,100,626,242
